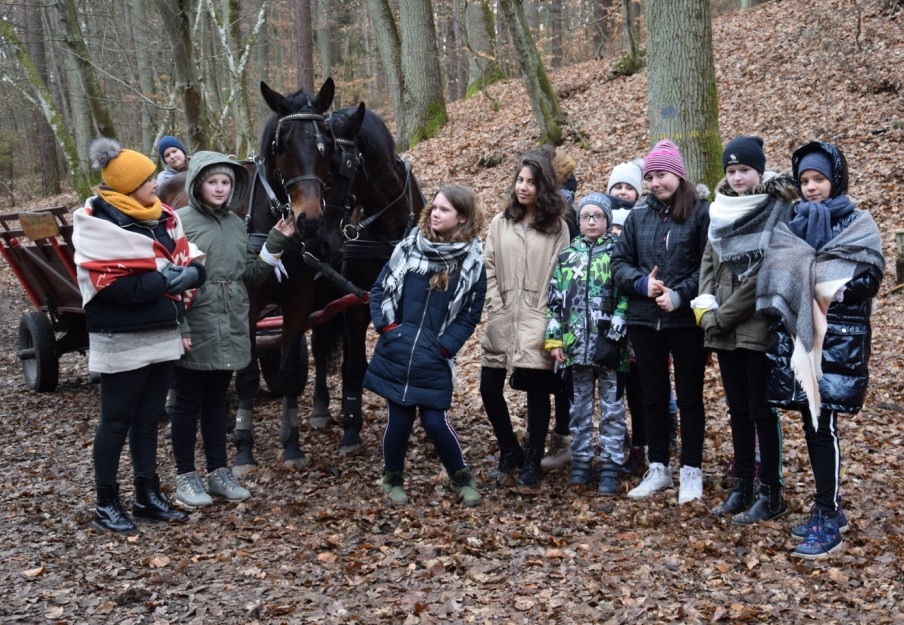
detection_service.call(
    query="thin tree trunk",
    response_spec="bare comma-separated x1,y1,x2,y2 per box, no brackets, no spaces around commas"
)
25,3,61,196
463,0,502,96
295,0,314,91
497,0,563,145
365,0,404,130
619,0,643,73
645,0,721,190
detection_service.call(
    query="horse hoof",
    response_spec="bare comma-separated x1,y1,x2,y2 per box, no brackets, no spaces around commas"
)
309,414,330,429
232,463,257,477
338,430,363,456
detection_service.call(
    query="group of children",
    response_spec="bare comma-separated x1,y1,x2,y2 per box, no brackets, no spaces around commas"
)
364,136,883,562
76,131,883,563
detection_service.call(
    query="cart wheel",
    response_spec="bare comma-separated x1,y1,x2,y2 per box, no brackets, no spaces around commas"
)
18,312,59,392
19,312,60,393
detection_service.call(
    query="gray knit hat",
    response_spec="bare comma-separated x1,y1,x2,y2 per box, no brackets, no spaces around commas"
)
575,192,613,229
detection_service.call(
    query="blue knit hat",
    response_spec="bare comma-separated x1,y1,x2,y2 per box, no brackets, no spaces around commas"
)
158,135,187,160
797,151,833,181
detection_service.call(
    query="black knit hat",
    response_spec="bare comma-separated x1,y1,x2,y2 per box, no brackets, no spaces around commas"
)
722,136,766,174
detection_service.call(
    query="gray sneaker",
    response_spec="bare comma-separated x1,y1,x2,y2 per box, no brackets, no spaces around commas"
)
207,467,251,501
175,471,213,507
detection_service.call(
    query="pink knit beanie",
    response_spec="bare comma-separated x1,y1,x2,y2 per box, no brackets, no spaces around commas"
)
642,140,687,180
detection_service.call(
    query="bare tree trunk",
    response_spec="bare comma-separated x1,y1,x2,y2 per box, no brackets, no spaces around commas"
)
25,3,61,196
497,0,563,145
549,1,563,68
463,0,502,96
54,0,118,139
645,0,721,190
124,1,157,153
156,0,209,151
398,0,447,149
0,19,90,198
365,0,404,129
295,0,315,92
618,0,643,74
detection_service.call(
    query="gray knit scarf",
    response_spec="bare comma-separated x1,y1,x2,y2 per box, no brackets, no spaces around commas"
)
708,190,793,282
380,227,484,337
756,211,884,428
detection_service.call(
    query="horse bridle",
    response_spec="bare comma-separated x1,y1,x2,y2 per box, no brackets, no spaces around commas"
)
262,110,333,221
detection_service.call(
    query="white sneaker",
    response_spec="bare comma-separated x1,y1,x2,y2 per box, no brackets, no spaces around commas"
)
678,465,703,504
627,462,673,498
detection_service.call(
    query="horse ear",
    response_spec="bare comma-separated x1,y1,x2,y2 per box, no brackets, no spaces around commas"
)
260,81,290,114
313,77,335,114
347,103,366,136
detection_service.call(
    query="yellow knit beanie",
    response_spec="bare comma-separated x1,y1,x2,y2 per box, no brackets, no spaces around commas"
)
88,137,156,195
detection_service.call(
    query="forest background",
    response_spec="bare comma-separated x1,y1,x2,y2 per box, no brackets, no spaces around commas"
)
1,0,903,623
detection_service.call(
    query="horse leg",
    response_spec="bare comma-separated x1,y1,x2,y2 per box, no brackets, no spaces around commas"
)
279,331,309,469
309,322,335,429
339,307,370,455
233,353,259,476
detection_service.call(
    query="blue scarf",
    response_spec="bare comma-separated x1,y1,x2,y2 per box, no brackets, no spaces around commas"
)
788,195,855,250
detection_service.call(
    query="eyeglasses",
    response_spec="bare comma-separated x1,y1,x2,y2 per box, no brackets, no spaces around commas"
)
579,213,606,223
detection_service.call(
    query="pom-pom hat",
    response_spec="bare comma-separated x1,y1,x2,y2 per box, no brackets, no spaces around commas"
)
722,136,766,174
642,140,687,180
88,137,156,195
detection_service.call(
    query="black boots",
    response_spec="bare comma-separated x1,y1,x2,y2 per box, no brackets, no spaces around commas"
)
516,446,543,488
490,443,525,479
133,475,189,524
711,476,755,517
94,484,137,534
733,483,789,525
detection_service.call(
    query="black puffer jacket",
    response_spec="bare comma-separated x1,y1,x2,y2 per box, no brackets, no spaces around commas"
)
765,142,883,413
611,189,710,330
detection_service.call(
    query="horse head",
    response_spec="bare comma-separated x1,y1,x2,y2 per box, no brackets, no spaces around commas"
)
259,78,335,242
321,103,366,262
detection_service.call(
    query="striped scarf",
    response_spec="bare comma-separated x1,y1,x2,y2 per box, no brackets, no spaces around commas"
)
379,227,484,337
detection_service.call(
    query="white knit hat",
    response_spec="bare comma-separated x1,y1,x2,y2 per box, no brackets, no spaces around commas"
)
607,159,644,195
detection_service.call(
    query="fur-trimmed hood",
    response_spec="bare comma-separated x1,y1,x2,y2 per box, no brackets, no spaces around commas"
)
716,171,799,203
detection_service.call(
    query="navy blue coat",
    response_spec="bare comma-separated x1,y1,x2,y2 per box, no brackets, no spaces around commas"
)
364,265,486,410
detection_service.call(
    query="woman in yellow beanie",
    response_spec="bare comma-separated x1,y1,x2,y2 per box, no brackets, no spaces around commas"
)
72,137,207,533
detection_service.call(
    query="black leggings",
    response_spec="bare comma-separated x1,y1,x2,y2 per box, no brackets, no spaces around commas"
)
94,360,174,484
629,325,706,468
171,368,234,474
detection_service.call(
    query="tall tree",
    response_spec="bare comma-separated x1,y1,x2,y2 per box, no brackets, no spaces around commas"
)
54,0,118,140
497,0,563,145
644,0,721,191
618,0,643,74
295,0,315,92
463,0,503,97
156,0,209,151
24,3,61,195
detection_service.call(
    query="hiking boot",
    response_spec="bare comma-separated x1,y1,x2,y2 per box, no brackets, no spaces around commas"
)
678,465,703,504
711,476,754,517
207,467,251,501
627,462,673,498
93,484,137,533
622,446,647,476
792,511,843,559
490,444,525,479
516,446,543,488
597,461,621,497
451,468,481,507
568,460,593,489
791,506,849,540
541,433,572,470
175,471,213,507
733,483,788,525
382,471,408,506
133,475,188,523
